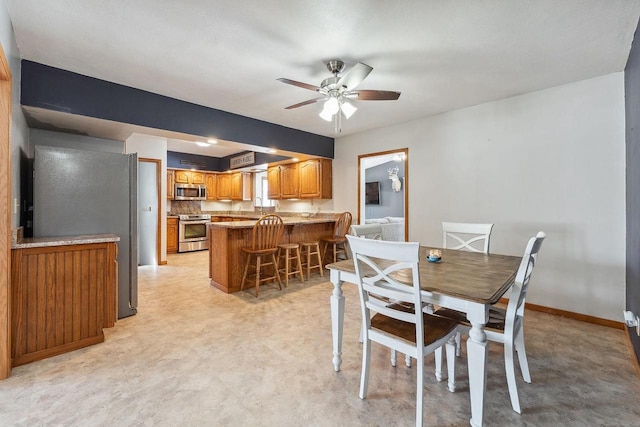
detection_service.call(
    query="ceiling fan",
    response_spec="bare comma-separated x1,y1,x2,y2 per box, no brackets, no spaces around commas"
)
277,60,401,133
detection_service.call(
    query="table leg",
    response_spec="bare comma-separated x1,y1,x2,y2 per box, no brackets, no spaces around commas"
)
467,321,488,427
330,268,345,372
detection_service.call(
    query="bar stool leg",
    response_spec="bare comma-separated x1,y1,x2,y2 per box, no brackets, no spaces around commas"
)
255,255,262,297
316,243,324,277
295,246,305,283
284,247,291,287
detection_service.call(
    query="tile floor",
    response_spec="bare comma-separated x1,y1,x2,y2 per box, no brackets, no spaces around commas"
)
1,251,639,426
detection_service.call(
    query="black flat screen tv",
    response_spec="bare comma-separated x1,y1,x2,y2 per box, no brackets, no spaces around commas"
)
365,181,380,205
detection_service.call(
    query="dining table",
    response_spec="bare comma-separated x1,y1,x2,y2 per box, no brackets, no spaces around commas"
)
326,246,523,427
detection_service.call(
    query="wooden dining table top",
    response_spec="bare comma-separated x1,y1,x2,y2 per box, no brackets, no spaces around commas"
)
326,247,522,305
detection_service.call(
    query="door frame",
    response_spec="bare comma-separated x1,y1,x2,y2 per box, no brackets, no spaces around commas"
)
0,43,11,378
139,158,161,265
357,148,409,241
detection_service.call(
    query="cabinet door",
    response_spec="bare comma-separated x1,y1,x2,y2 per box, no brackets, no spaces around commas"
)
190,171,205,184
205,174,217,200
167,170,175,199
231,172,243,200
217,174,232,200
174,170,190,184
299,160,322,198
280,163,299,199
167,218,178,254
267,166,281,199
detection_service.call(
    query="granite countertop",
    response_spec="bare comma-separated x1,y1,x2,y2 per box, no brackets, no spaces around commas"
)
208,217,335,229
12,234,121,249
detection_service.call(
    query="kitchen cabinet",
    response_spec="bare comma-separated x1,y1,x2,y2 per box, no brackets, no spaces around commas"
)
174,170,205,185
167,170,175,199
267,163,299,199
299,159,332,199
231,172,253,201
167,217,178,254
205,173,217,200
217,173,232,200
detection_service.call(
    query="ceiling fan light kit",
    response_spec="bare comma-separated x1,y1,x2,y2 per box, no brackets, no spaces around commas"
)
278,59,401,133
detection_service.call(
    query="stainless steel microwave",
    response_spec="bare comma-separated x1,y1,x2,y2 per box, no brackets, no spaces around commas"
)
174,184,207,200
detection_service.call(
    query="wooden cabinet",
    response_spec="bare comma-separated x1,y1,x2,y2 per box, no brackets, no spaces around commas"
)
205,173,217,200
299,159,332,199
167,217,178,254
174,170,205,184
268,163,299,199
217,173,232,200
231,172,253,201
268,159,332,200
167,170,175,199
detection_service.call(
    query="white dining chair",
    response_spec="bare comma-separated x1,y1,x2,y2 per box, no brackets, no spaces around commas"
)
442,221,494,253
347,235,458,427
439,221,494,356
434,231,546,414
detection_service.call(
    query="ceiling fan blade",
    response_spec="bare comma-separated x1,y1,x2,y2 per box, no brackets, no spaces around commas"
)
277,78,321,92
284,97,325,109
351,90,401,101
337,62,373,91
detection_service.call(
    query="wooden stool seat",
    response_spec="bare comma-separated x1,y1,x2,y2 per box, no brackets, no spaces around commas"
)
300,241,324,278
277,243,305,286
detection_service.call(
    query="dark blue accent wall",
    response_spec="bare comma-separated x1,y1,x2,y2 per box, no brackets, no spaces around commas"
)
21,60,334,158
167,150,290,171
625,20,640,364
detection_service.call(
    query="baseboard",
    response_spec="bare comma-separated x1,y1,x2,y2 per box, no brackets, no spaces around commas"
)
498,298,624,330
158,260,167,265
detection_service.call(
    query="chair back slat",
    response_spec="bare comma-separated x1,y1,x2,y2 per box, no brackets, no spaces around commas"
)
251,214,284,250
504,231,546,335
333,211,353,238
442,222,494,253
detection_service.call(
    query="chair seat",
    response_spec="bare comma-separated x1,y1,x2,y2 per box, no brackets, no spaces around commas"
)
242,246,278,255
372,307,458,344
320,235,348,244
278,243,299,249
434,307,507,331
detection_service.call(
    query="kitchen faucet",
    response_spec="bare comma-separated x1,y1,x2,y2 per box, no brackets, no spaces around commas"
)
255,197,263,215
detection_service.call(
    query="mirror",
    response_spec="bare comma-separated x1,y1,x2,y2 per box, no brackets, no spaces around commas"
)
358,148,408,241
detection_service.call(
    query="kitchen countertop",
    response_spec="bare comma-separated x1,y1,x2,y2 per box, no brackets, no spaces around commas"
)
207,217,335,229
12,234,121,249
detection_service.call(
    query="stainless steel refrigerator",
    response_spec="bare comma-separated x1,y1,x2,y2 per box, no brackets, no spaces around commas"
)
33,145,138,319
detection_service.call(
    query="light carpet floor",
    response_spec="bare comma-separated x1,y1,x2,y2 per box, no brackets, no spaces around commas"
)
1,251,639,426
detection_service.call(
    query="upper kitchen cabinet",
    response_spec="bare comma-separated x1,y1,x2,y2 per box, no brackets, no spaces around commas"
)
299,159,332,199
205,173,217,200
268,163,299,199
231,172,253,201
174,170,205,185
167,170,175,199
217,173,232,200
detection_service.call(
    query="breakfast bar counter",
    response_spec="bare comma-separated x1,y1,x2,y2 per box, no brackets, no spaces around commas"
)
207,217,336,293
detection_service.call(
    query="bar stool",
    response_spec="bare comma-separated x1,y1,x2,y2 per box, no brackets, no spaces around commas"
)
240,214,284,297
299,241,324,279
277,243,305,286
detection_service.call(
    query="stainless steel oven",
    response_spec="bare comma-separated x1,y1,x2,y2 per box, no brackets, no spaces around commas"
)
178,214,211,252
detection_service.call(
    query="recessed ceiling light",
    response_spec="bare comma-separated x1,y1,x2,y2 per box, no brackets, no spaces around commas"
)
268,149,277,153
292,157,299,162
207,139,218,144
196,141,209,147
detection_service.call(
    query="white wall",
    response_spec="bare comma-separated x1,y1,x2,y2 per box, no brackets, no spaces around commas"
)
0,2,29,228
333,73,626,321
125,133,168,263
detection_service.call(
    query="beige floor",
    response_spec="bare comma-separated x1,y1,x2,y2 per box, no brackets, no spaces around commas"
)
1,251,639,426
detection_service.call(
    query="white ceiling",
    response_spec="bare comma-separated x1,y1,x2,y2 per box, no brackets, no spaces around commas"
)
5,0,640,150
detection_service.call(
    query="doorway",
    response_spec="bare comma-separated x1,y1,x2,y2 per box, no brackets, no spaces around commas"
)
0,42,10,379
138,158,161,265
358,149,409,241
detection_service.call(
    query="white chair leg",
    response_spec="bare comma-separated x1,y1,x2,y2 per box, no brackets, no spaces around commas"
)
416,353,424,427
434,346,444,382
504,340,522,414
360,338,371,399
455,331,461,357
405,353,411,367
445,335,456,392
391,349,397,367
514,328,531,383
